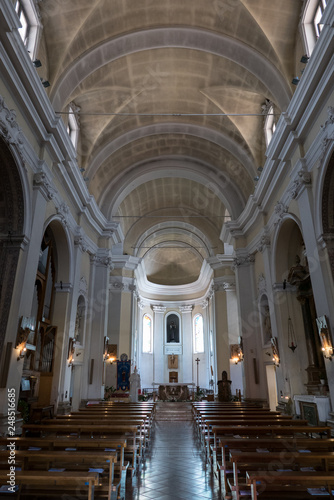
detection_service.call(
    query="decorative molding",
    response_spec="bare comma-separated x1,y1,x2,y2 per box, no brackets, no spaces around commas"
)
258,273,267,294
96,255,113,268
74,235,87,252
321,106,334,131
257,234,271,253
179,305,193,313
261,98,273,116
110,280,125,291
33,171,57,201
78,276,88,297
56,202,70,226
232,254,255,269
273,202,288,226
152,305,166,313
0,95,25,162
201,299,209,309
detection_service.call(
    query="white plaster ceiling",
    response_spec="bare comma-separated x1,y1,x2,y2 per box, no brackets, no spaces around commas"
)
39,0,301,285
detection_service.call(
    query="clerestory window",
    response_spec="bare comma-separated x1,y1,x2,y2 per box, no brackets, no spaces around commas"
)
301,0,328,55
14,0,41,60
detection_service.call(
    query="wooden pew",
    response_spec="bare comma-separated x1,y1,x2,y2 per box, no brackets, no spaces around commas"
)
0,436,129,495
230,449,334,499
22,423,142,473
202,418,308,461
246,470,334,500
0,470,99,499
217,436,334,484
0,449,118,499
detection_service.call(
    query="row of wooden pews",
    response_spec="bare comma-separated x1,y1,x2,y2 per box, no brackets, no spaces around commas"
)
0,401,155,499
193,401,334,500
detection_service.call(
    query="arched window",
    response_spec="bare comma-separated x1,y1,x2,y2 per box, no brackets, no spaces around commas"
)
14,0,42,60
264,106,276,147
67,104,80,149
193,314,204,353
301,0,328,56
143,314,152,353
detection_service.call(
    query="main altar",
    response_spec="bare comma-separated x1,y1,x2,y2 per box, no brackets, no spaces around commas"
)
153,383,195,401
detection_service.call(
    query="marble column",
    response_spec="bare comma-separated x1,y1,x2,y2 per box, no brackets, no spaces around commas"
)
234,253,266,401
179,305,193,383
86,252,112,399
152,306,166,384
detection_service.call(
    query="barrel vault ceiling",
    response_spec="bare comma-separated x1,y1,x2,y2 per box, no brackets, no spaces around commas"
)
39,0,301,286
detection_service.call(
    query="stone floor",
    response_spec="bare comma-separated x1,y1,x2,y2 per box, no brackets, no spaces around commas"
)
124,421,220,500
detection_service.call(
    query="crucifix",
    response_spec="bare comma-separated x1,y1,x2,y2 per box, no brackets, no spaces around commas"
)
195,357,200,393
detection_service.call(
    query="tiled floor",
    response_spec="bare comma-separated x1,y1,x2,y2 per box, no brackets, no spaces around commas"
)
124,421,220,500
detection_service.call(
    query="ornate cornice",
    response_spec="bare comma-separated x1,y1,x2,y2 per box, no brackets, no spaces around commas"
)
0,95,25,163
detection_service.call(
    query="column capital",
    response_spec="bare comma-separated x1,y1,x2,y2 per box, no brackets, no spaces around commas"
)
232,253,255,269
152,305,166,313
179,305,193,313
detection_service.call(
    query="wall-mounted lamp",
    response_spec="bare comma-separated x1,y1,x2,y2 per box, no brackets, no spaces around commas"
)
300,55,309,64
316,316,333,361
17,344,27,361
230,342,243,364
79,168,85,172
104,341,118,364
271,337,280,367
33,59,42,68
292,77,300,86
68,337,75,367
16,322,31,362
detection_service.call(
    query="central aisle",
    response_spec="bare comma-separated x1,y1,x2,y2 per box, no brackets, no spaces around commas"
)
125,419,220,500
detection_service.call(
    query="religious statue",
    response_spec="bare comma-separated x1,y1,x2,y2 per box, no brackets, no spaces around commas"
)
167,318,179,343
169,321,176,341
217,370,232,402
129,366,141,402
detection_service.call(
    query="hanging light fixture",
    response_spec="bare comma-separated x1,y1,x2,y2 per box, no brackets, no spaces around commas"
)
288,317,297,352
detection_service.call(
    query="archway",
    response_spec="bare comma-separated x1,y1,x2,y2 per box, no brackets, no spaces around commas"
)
0,137,25,368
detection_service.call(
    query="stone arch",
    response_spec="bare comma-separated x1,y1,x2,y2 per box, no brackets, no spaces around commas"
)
0,137,25,356
321,151,334,280
43,216,73,284
50,28,292,112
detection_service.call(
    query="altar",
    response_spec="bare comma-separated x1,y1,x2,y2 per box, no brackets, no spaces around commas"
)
153,383,195,401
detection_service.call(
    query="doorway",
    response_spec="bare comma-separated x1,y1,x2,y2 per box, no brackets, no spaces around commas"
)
266,364,278,411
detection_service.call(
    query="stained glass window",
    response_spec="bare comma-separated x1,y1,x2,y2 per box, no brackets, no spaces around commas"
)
194,314,204,353
143,314,152,353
